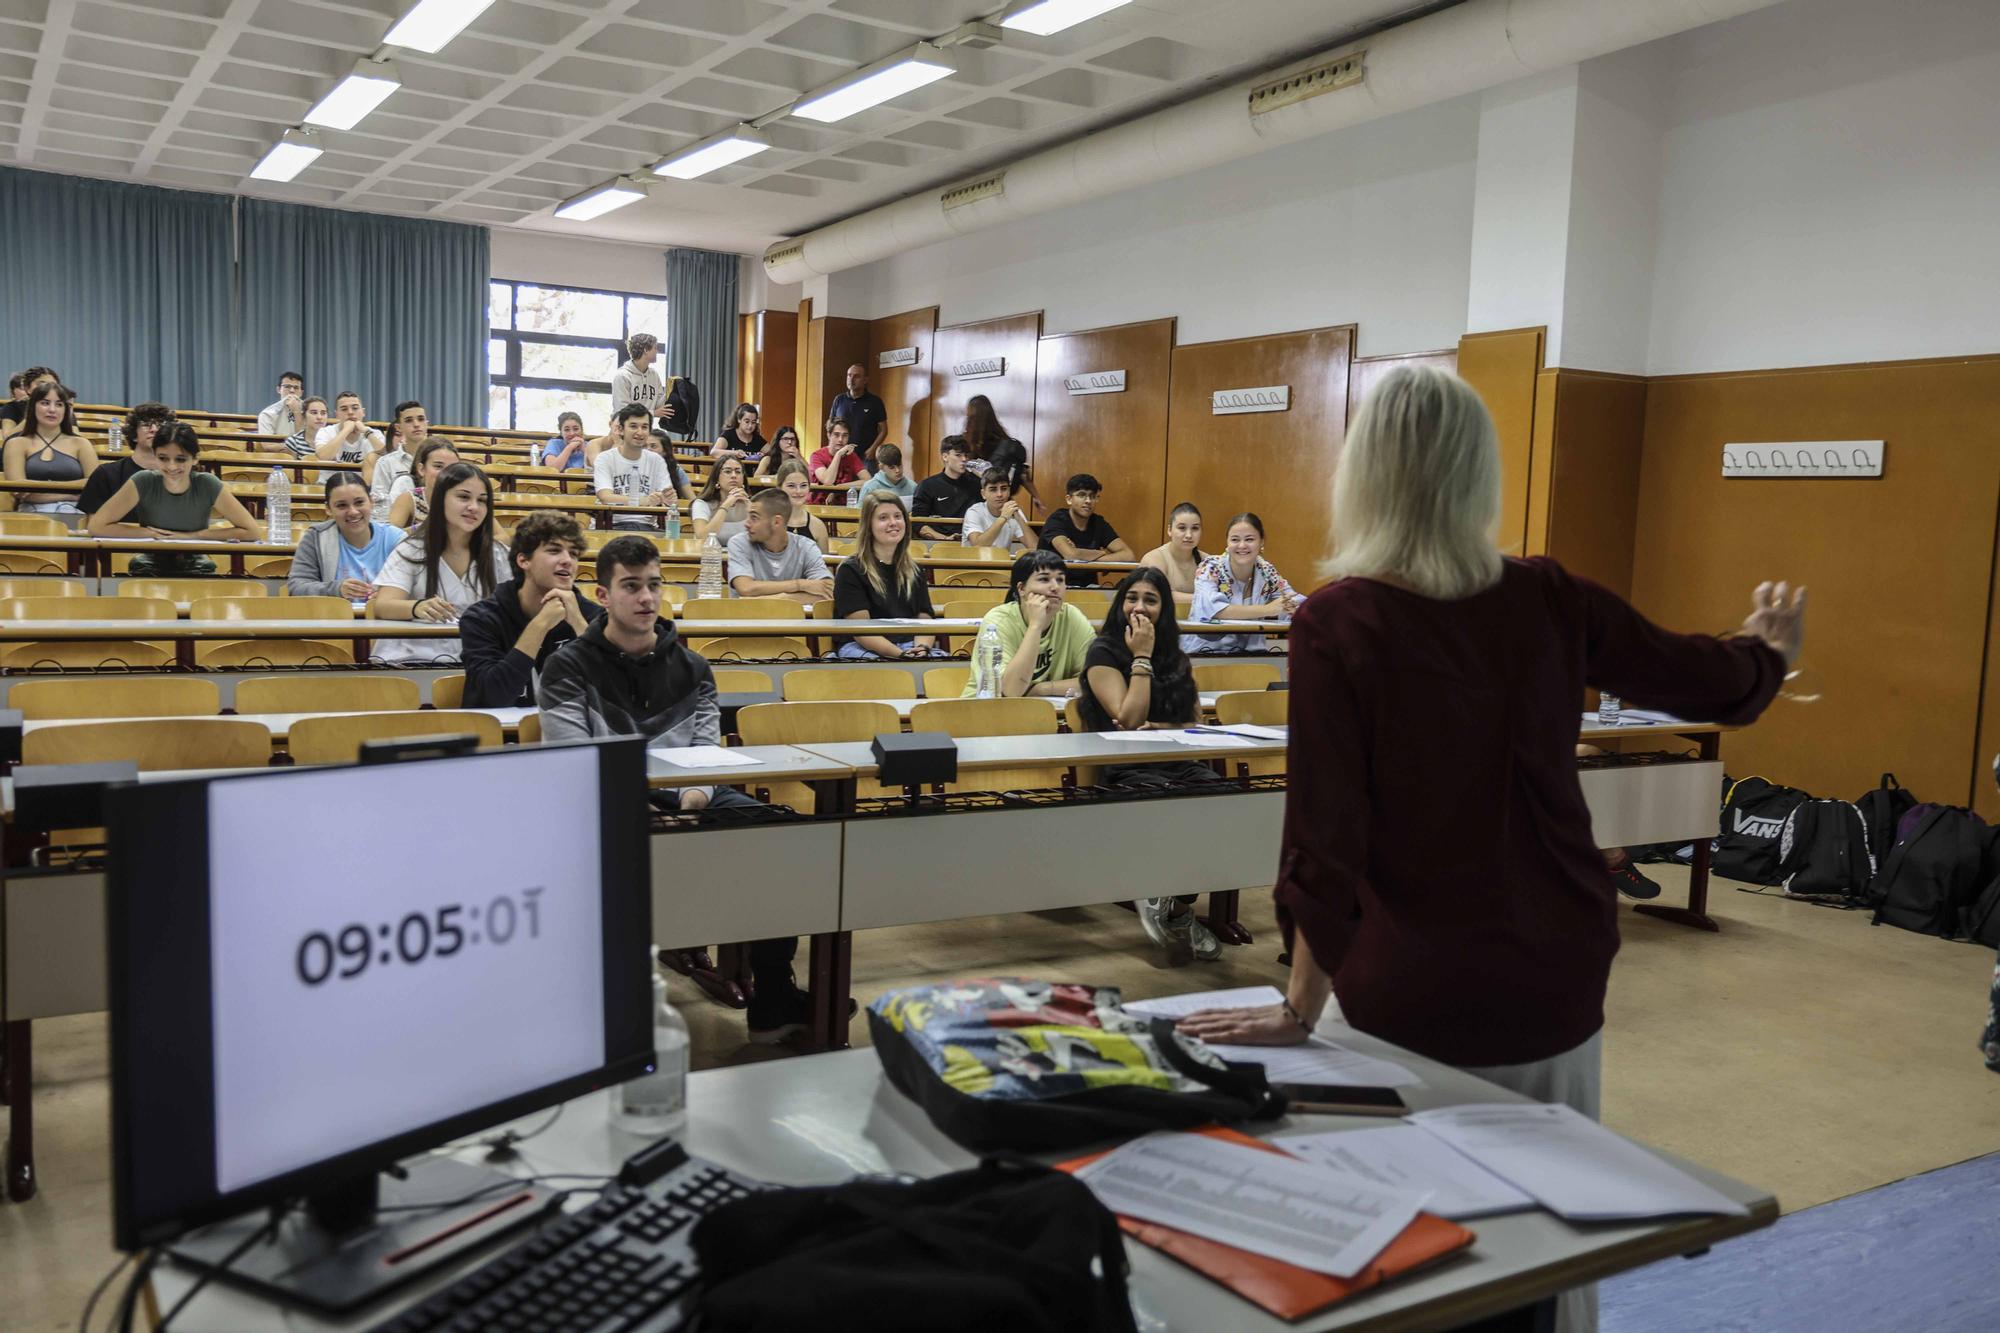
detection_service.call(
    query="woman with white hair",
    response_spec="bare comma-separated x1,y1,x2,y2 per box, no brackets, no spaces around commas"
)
1181,366,1805,1325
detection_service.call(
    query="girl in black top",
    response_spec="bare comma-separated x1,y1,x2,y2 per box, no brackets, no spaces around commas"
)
962,393,1042,513
831,491,941,659
752,424,804,478
712,402,765,461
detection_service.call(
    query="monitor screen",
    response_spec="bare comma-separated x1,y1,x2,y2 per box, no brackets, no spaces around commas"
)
109,739,654,1250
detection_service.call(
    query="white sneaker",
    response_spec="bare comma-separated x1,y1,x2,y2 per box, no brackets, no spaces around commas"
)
1136,897,1180,954
1186,915,1223,962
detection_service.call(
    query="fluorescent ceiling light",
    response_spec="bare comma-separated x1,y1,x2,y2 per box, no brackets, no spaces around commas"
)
998,0,1134,37
654,127,771,180
304,59,401,131
791,43,955,124
250,129,323,183
383,0,498,54
555,176,649,222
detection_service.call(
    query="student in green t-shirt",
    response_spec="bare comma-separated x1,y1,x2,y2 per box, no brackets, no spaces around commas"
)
963,548,1095,698
87,421,263,574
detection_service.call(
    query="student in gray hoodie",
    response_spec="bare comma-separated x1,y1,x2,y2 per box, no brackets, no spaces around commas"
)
285,472,405,601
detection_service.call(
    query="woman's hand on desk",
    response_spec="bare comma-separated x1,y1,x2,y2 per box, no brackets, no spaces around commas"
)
1176,1003,1309,1047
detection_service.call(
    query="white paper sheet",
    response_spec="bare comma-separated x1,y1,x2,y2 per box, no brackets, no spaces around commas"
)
1074,1133,1428,1279
1208,723,1288,741
1408,1103,1749,1220
1278,1123,1536,1220
1121,988,1423,1088
648,745,761,768
1578,709,1686,728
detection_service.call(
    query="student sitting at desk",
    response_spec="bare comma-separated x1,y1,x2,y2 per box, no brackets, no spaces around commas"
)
86,422,262,574
691,455,751,545
384,439,460,533
1181,511,1304,653
774,461,832,549
727,489,832,604
857,442,916,507
1040,473,1135,587
460,512,597,707
542,411,589,471
77,400,171,515
1141,502,1208,608
4,379,96,515
1079,566,1223,963
911,436,980,541
963,549,1093,698
281,395,328,458
961,470,1037,553
1177,367,1805,1333
287,472,405,601
369,462,511,664
713,402,765,462
808,417,869,505
538,535,821,1044
750,424,804,479
832,492,942,660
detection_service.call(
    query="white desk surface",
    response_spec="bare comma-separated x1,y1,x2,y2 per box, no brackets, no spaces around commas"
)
20,706,537,741
798,728,1288,774
643,742,856,788
156,1037,1775,1332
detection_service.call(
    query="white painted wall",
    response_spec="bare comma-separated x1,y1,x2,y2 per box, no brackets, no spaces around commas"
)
1464,69,1580,357
840,95,1482,357
1645,0,2000,374
488,227,667,296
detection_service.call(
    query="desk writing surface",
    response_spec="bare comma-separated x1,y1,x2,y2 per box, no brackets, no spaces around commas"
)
154,1043,1774,1332
19,707,535,742
642,742,855,788
800,728,1288,775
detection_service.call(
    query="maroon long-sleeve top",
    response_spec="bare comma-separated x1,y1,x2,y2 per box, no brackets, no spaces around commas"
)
1277,557,1785,1068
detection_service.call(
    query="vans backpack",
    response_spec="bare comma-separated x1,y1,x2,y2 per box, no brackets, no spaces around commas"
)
1776,799,1876,903
1854,773,1917,863
1870,804,1991,936
868,978,1285,1152
1711,776,1811,884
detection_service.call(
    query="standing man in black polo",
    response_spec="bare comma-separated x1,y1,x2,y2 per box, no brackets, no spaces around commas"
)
829,362,888,464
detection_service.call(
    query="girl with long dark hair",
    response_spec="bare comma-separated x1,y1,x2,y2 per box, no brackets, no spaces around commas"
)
369,461,510,663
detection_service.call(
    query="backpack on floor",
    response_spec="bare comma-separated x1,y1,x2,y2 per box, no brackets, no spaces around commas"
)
1854,773,1918,863
868,979,1286,1152
1871,804,1991,936
1776,799,1876,903
1710,776,1811,884
1961,873,2000,949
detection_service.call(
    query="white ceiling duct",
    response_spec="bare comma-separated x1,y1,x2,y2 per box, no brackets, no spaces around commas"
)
764,0,1781,284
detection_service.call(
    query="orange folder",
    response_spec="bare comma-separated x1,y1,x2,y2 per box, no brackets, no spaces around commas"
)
1058,1126,1476,1321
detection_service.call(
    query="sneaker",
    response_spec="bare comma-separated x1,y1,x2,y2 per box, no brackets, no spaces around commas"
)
1611,862,1663,900
1136,898,1191,962
746,981,812,1045
1186,915,1224,962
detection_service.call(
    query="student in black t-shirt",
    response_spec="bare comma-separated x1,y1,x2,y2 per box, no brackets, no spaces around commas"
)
79,400,172,514
910,436,982,540
831,492,942,660
1041,473,1135,586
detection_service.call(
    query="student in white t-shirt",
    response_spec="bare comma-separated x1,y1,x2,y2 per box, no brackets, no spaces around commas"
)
593,403,673,531
611,332,676,432
385,439,461,532
367,399,428,506
369,461,511,664
961,469,1038,553
315,391,385,476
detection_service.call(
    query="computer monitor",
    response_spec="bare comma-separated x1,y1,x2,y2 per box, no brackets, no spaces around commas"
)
107,738,655,1311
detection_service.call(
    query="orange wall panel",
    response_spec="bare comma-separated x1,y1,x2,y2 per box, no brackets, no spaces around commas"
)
929,312,1042,479
1035,318,1174,549
1538,370,1648,599
1457,328,1545,560
865,305,937,461
1165,324,1353,586
1348,348,1457,413
801,315,868,456
748,309,797,432
1633,356,2000,807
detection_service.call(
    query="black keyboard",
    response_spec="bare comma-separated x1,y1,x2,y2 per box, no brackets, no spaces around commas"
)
368,1150,763,1333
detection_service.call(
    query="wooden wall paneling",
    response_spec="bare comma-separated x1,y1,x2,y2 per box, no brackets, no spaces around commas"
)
794,298,813,453
1164,324,1352,586
801,315,868,457
1036,317,1174,549
753,309,797,432
1633,356,2000,808
1347,348,1458,414
865,305,937,462
1525,369,1558,559
1457,328,1546,560
929,312,1043,480
1537,370,1648,598
736,314,756,405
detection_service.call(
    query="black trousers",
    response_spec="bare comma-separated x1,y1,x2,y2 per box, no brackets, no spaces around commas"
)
655,785,798,977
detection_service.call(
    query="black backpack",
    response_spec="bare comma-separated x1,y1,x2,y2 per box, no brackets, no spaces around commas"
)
1776,799,1876,903
1854,773,1917,863
1711,776,1811,884
664,374,701,440
1871,805,1991,936
1962,872,2000,949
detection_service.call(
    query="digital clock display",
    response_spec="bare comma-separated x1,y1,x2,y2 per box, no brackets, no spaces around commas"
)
294,890,545,986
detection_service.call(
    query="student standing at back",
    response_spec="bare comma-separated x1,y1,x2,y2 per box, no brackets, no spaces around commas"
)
612,332,677,432
828,363,887,462
594,403,674,530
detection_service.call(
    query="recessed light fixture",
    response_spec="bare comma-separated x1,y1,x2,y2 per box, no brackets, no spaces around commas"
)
384,0,498,54
554,176,650,222
997,0,1134,37
654,126,772,180
250,128,323,183
304,58,401,131
790,43,956,123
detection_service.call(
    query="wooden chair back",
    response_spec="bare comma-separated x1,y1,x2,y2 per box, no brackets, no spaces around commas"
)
711,667,774,693
0,552,68,575
287,711,505,765
1212,690,1287,777
0,596,174,621
736,700,899,810
2,642,172,670
907,697,1067,793
234,676,422,714
682,597,798,620
197,639,354,668
431,673,465,709
1194,663,1282,694
0,515,67,536
518,713,542,744
22,718,271,771
923,665,971,699
116,577,267,602
781,667,916,703
10,676,221,720
191,595,353,621
0,576,87,598
1065,589,1114,617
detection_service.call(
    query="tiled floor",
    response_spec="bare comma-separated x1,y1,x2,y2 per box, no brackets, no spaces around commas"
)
5,868,1997,1330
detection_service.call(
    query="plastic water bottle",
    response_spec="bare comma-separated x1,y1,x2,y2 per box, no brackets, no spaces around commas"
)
107,422,124,452
613,971,688,1135
698,532,725,600
663,496,681,541
1597,692,1621,726
266,466,291,544
975,621,1003,698
845,482,860,509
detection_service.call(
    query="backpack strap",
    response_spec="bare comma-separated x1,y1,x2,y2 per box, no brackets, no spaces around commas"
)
1146,1018,1289,1118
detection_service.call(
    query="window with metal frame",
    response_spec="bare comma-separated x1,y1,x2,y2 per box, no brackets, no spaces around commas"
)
487,280,670,435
